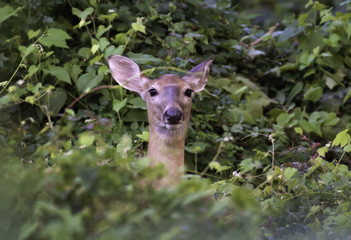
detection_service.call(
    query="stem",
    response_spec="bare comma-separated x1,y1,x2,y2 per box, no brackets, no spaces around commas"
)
1,28,48,94
201,141,224,176
269,134,275,186
66,85,119,109
270,135,275,170
195,152,198,173
337,151,346,166
122,30,134,55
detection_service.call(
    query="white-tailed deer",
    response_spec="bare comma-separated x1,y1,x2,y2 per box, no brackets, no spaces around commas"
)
108,55,213,186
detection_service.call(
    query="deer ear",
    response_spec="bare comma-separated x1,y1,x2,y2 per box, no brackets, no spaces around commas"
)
108,55,149,94
182,56,214,92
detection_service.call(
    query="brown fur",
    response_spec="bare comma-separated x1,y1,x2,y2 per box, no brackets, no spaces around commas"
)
108,55,213,187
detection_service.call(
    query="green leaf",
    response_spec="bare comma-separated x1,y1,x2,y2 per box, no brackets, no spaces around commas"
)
128,97,147,110
294,127,303,135
45,65,71,84
239,158,255,173
127,52,163,65
278,21,304,42
77,72,103,93
72,7,94,20
0,95,11,105
116,134,132,158
304,86,323,102
91,38,99,54
299,119,322,136
299,51,315,69
209,161,222,172
48,88,67,115
323,112,340,127
78,132,95,146
298,31,325,51
64,61,82,83
185,142,208,153
235,75,272,102
345,22,351,38
303,68,315,78
39,28,72,48
28,65,39,77
89,0,98,8
136,131,149,142
287,82,303,103
105,45,124,59
276,112,294,127
0,6,22,24
28,29,40,40
283,167,297,181
343,144,351,153
113,98,127,113
324,75,338,90
131,17,146,34
115,33,127,44
324,33,340,47
332,129,350,147
96,25,112,38
98,37,110,51
343,88,351,104
89,53,104,65
323,172,333,184
97,13,118,22
19,222,38,240
298,12,310,26
27,83,42,93
317,146,328,157
305,205,322,221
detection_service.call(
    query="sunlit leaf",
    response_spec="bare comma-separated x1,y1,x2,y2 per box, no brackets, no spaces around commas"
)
131,17,146,34
317,146,328,157
136,131,149,142
79,132,95,146
28,29,40,40
332,129,350,147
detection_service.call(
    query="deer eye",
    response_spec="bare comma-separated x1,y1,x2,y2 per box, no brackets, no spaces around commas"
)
148,88,158,97
184,89,193,97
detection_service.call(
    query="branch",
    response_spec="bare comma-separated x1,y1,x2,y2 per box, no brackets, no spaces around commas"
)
66,85,118,109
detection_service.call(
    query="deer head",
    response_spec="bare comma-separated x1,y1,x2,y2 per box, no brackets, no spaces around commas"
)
108,55,213,186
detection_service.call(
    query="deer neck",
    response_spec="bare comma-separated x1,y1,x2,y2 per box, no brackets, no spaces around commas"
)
147,125,186,184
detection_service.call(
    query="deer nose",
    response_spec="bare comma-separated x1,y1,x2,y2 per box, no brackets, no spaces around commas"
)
163,108,183,124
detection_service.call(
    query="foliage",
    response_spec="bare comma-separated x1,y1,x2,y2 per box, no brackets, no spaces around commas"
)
1,0,351,239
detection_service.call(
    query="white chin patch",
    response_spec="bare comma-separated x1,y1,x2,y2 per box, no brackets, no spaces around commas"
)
165,124,181,130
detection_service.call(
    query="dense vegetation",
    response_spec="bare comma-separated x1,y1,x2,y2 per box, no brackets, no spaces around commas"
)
1,0,351,239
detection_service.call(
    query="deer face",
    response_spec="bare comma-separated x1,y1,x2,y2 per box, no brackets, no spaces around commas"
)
141,74,194,138
107,55,213,139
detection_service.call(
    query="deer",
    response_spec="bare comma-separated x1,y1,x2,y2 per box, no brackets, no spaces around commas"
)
107,55,213,187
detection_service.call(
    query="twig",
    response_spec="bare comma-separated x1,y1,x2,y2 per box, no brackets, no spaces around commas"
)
251,23,279,46
66,85,118,109
201,141,224,176
1,28,48,94
240,23,279,48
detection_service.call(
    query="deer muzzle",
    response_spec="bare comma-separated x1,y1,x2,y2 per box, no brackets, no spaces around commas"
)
163,108,183,125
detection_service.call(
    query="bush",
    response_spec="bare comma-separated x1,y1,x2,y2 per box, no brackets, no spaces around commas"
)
1,0,351,239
